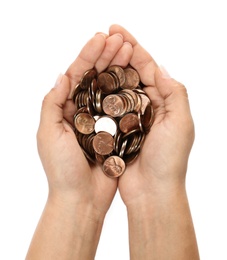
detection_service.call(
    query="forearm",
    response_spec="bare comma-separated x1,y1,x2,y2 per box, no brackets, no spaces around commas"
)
127,184,200,260
26,194,104,260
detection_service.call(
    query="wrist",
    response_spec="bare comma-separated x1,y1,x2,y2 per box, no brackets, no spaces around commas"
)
126,181,187,213
125,184,199,260
47,190,106,223
26,192,105,260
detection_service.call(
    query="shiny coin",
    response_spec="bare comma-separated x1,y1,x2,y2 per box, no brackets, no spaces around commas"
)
72,83,82,102
121,67,140,89
102,94,126,117
94,116,117,136
138,93,151,115
72,64,154,177
97,72,118,94
92,132,114,155
102,155,126,178
119,113,140,133
74,113,95,135
141,103,154,133
80,68,97,90
106,65,126,87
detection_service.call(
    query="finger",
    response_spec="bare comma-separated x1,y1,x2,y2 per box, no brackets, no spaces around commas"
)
110,42,133,67
63,41,133,127
39,74,71,130
65,33,107,98
95,33,124,72
109,24,158,86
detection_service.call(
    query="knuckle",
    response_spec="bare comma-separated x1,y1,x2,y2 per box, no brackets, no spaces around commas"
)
173,81,188,98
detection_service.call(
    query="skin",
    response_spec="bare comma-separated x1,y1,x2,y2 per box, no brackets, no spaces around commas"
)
26,25,200,260
109,24,199,260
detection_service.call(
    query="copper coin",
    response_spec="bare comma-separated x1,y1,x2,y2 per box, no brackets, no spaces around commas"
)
92,132,114,155
114,130,123,154
72,83,82,102
121,67,140,89
97,72,118,94
120,89,138,110
106,65,126,87
72,65,154,177
86,95,96,116
133,92,142,112
74,106,88,117
81,147,96,164
88,78,97,106
108,71,120,87
119,92,135,112
102,155,126,178
80,68,97,90
119,139,128,158
124,152,139,164
138,93,151,115
102,95,126,117
119,113,140,133
95,153,107,164
82,133,96,158
122,128,141,140
125,132,145,155
141,103,154,132
94,89,103,113
74,112,95,134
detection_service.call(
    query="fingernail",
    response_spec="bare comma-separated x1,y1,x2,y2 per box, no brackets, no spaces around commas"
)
159,65,171,79
123,41,132,47
115,33,123,39
95,32,107,39
54,73,63,87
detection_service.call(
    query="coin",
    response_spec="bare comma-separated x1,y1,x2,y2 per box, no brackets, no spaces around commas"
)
94,116,117,136
141,103,154,133
72,83,82,103
92,131,114,155
74,112,95,134
106,65,126,87
102,94,126,117
102,156,126,178
94,89,103,113
119,113,140,133
121,67,140,89
124,152,139,164
97,72,118,94
95,153,107,164
72,65,154,178
137,92,151,115
80,68,97,90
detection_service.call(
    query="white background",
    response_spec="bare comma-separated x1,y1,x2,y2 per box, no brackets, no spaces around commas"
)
0,0,226,259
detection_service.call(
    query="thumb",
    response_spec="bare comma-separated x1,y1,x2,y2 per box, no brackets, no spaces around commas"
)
39,74,71,129
155,66,192,117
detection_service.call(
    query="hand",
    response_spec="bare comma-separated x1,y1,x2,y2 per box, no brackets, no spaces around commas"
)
37,31,133,216
109,25,195,206
27,31,135,260
108,25,199,260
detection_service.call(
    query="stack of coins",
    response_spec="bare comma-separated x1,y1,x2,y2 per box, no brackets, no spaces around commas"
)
72,65,154,178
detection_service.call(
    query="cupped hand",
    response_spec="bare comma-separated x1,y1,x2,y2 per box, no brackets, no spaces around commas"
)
109,25,195,206
37,31,133,215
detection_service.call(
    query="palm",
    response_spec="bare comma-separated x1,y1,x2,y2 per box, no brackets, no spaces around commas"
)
118,115,174,204
107,24,195,205
59,100,117,214
61,32,134,213
118,83,194,205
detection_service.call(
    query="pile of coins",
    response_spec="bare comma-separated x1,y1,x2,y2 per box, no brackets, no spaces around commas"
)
72,65,154,178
